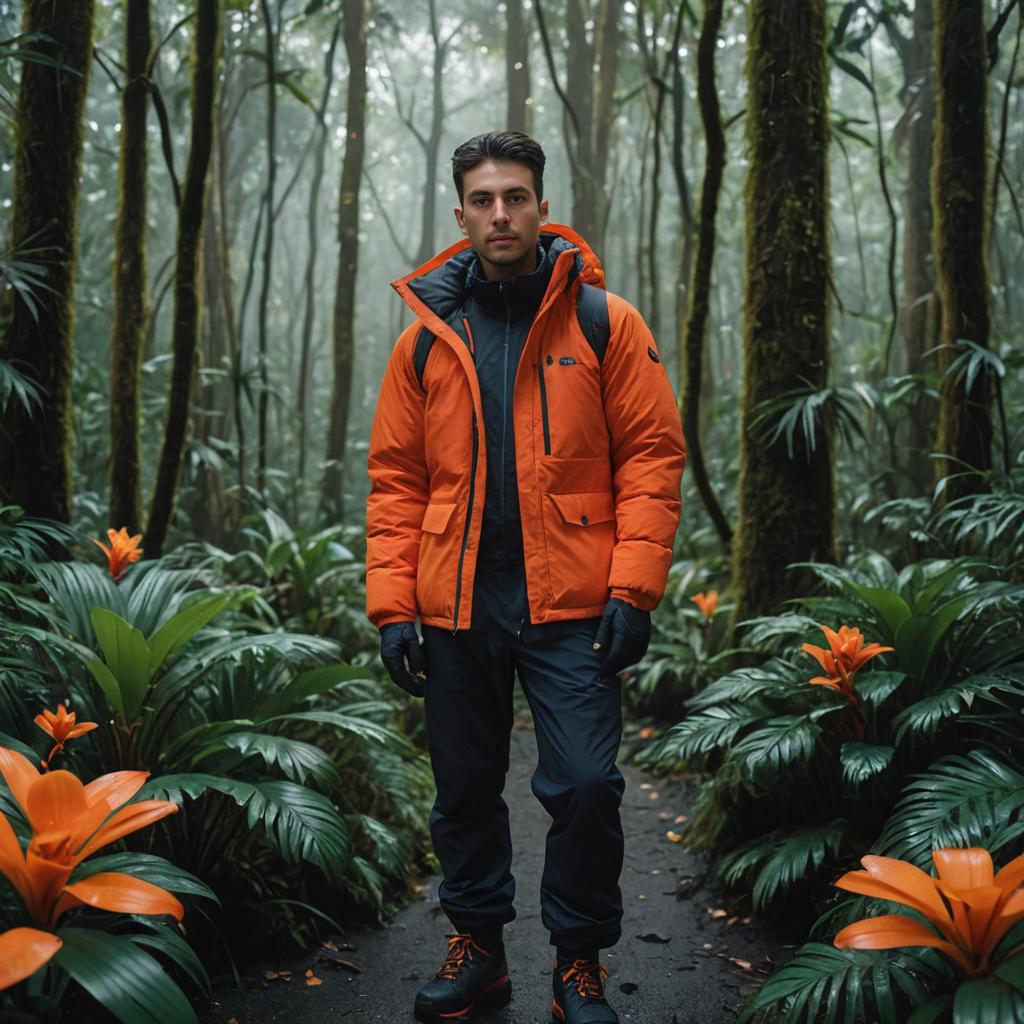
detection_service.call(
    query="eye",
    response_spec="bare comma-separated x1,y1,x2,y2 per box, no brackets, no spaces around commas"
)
473,197,490,207
510,194,524,204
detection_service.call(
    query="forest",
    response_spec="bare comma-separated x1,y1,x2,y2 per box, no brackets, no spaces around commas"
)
0,0,1022,1021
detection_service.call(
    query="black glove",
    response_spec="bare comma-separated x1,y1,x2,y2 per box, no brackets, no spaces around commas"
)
380,621,426,698
593,598,651,679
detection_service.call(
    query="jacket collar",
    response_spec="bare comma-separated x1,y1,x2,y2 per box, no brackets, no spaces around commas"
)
391,223,606,327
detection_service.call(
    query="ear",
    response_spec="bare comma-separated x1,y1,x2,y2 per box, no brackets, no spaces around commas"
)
539,198,549,227
453,206,468,235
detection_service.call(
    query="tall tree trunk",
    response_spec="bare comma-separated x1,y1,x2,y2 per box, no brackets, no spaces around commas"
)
898,0,939,490
506,0,532,134
256,0,280,497
543,0,619,254
146,0,221,555
297,23,340,494
0,0,96,522
932,0,992,500
322,0,369,515
731,0,835,626
683,0,731,550
109,0,152,534
669,4,696,389
412,0,447,267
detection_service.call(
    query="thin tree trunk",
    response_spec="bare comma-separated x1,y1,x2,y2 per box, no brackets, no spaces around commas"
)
109,0,152,534
412,0,446,266
933,0,992,500
322,0,369,514
0,0,96,522
297,22,340,494
898,0,939,490
731,0,835,626
683,0,731,551
256,0,280,497
145,0,221,555
506,0,532,134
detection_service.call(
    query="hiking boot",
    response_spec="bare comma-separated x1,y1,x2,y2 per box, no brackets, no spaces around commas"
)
551,957,619,1023
413,932,511,1022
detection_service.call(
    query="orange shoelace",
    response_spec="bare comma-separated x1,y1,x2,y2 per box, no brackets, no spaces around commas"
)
561,959,608,1000
437,933,489,980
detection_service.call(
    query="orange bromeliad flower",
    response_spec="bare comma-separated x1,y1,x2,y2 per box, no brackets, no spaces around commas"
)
35,704,98,767
802,624,893,703
690,591,718,619
834,848,1024,975
0,747,182,990
92,527,143,581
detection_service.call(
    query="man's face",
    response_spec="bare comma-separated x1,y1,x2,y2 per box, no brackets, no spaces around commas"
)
454,159,549,281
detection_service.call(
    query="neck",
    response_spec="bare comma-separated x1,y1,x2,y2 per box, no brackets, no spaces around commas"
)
478,247,539,282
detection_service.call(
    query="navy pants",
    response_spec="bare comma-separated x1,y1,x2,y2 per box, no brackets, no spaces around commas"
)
422,563,625,952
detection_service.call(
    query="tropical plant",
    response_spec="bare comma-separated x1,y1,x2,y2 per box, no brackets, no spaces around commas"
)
741,846,1024,1023
0,746,215,1023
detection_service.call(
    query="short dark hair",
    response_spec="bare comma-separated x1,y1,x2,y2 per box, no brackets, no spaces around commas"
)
451,131,545,204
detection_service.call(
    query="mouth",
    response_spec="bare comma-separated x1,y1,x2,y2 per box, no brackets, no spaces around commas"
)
490,235,517,243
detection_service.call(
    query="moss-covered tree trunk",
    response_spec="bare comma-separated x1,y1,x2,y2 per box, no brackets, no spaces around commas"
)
322,0,368,515
898,0,939,493
109,0,152,534
145,0,221,555
0,0,96,522
932,0,992,500
683,0,731,551
731,0,835,626
506,0,531,134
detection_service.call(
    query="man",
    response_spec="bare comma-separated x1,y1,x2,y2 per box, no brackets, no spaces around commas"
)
366,131,685,1024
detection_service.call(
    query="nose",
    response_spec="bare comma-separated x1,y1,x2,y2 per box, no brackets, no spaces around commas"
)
492,199,512,224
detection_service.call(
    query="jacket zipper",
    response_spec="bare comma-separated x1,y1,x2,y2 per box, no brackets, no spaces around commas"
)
538,357,551,455
452,408,479,633
500,287,511,563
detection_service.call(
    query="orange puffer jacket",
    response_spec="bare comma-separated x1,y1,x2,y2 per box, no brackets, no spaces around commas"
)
365,223,686,631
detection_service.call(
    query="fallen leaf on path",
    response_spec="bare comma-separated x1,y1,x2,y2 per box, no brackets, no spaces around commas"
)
638,726,656,738
640,783,653,790
658,811,673,821
729,958,753,970
674,814,688,824
666,830,683,843
636,931,672,944
648,791,659,800
638,894,646,900
709,909,727,919
306,976,323,987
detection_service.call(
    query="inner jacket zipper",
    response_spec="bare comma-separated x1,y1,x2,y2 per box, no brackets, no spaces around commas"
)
538,354,552,455
452,408,479,633
500,284,511,564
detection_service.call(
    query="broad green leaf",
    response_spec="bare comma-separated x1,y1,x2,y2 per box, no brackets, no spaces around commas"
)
952,978,1024,1024
71,852,219,904
90,608,152,721
750,822,846,909
191,732,342,791
146,593,229,676
842,581,911,639
894,594,973,681
730,716,821,783
252,662,373,721
841,742,894,789
86,657,125,717
857,671,907,707
128,921,210,995
54,928,198,1024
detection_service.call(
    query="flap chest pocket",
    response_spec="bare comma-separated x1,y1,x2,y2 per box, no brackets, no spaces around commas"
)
421,502,457,534
548,491,615,527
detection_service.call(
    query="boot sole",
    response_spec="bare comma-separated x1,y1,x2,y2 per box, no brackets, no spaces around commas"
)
413,975,512,1022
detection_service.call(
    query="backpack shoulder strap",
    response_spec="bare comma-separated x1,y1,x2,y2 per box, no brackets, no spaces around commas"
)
412,325,436,392
575,282,610,366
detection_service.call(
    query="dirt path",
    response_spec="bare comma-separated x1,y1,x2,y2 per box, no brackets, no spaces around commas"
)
205,728,783,1024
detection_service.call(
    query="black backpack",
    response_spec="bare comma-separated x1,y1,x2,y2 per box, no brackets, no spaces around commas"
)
412,282,610,391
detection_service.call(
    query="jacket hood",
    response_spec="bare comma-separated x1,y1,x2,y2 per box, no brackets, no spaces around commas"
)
391,223,606,325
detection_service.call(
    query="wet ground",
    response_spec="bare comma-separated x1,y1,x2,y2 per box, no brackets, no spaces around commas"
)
204,727,788,1024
